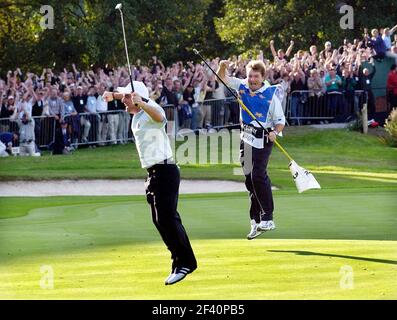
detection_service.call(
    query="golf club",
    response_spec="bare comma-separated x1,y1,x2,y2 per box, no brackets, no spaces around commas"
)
193,48,321,193
115,3,148,103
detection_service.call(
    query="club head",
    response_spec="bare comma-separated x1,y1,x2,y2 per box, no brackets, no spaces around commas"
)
192,49,199,55
115,3,122,10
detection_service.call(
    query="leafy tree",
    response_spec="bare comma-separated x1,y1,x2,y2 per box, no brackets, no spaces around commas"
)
215,0,397,57
0,0,228,73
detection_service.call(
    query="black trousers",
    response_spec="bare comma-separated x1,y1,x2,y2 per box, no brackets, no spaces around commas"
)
239,140,274,223
145,163,197,271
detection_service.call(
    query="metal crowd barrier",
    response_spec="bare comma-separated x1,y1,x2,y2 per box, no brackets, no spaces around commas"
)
203,97,240,129
63,110,133,146
2,89,387,151
173,97,240,134
286,90,368,124
0,115,56,148
0,107,181,149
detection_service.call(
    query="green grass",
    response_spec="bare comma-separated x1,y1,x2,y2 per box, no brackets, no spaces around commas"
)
1,127,396,299
0,128,396,191
0,189,396,299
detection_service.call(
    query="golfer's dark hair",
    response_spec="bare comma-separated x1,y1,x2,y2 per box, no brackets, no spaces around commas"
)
246,60,266,77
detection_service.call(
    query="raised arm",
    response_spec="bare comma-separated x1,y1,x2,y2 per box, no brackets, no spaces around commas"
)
216,60,231,85
132,94,164,122
30,85,38,104
390,23,397,34
182,73,193,91
72,63,79,76
285,40,294,57
270,40,278,59
10,102,19,121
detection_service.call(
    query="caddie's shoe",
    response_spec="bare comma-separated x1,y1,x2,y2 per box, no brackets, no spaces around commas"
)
257,220,276,232
165,267,194,285
247,219,264,240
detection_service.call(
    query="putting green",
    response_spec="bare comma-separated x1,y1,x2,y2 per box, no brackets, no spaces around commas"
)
0,190,396,299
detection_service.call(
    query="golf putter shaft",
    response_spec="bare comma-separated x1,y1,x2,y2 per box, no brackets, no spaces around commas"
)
193,49,293,162
116,3,149,104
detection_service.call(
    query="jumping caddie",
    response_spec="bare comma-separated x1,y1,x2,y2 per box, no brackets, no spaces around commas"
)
217,60,285,240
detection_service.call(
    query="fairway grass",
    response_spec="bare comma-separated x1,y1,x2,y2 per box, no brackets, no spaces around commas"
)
1,189,396,299
1,239,396,300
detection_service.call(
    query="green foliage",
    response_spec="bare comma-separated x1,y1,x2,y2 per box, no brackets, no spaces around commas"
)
0,0,227,73
1,1,397,72
0,190,396,299
215,0,397,57
384,108,397,147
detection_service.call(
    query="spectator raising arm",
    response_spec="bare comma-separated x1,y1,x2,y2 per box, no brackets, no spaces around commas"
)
72,63,79,76
389,23,397,35
182,72,193,91
270,40,278,59
216,60,231,86
9,102,18,121
285,40,294,57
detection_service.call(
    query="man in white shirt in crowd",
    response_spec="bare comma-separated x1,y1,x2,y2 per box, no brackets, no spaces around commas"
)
96,85,108,145
383,24,397,64
10,106,40,157
86,86,99,144
213,79,227,126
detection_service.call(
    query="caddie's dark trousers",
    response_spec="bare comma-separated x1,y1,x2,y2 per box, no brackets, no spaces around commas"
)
240,140,274,222
145,163,197,271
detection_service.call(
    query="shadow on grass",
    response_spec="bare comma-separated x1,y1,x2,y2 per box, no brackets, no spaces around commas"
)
268,250,397,265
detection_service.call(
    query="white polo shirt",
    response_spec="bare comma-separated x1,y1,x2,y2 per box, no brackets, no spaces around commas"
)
131,99,173,168
96,95,108,112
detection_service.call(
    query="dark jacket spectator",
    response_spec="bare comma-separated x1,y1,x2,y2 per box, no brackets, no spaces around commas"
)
370,34,387,60
358,64,376,91
160,81,178,107
183,86,195,106
72,91,88,113
358,63,377,113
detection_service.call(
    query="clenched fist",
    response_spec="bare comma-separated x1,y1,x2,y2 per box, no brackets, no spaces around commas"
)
102,91,114,102
219,60,230,69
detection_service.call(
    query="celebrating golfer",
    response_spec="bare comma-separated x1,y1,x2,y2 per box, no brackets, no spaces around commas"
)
103,82,197,285
217,60,285,240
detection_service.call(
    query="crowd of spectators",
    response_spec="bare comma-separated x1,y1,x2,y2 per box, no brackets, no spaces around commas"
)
1,26,397,156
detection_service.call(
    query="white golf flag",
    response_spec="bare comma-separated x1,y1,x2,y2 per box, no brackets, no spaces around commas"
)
289,160,321,193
